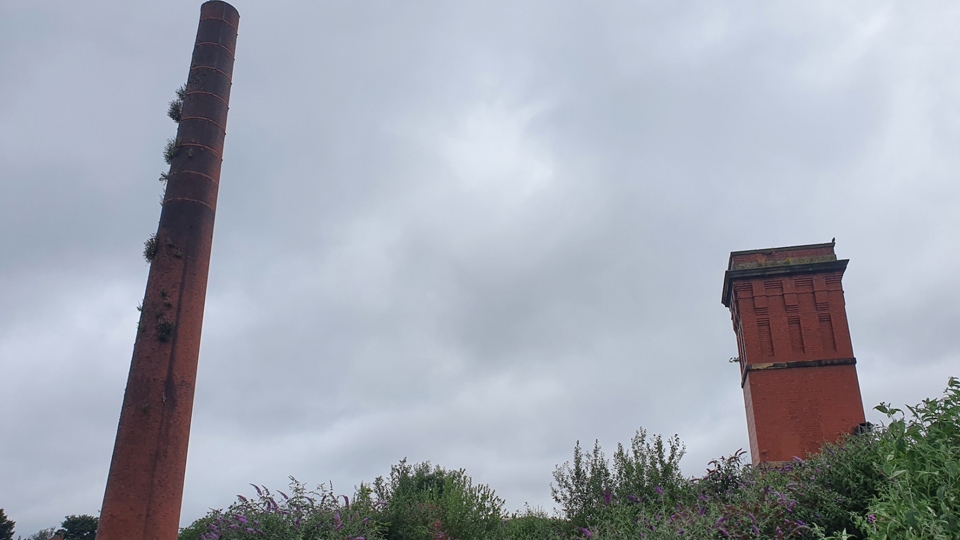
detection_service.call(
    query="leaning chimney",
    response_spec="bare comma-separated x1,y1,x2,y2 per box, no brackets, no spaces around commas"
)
97,3,239,539
721,242,866,465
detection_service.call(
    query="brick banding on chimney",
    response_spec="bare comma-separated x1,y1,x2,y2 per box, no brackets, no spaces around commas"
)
722,242,866,465
97,3,239,539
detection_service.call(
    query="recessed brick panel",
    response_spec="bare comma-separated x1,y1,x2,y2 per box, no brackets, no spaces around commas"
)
722,242,866,465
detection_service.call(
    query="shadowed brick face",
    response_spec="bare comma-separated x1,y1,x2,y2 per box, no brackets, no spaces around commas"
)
97,3,238,539
722,243,865,465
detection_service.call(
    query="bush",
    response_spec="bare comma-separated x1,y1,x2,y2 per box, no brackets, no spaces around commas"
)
180,461,503,540
178,478,382,540
551,429,688,528
20,527,57,540
859,377,960,539
373,459,505,540
180,379,960,540
549,427,884,539
501,506,573,540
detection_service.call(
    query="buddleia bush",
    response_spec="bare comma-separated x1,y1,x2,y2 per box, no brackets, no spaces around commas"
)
372,459,505,540
178,477,382,540
855,377,960,540
180,379,960,540
550,427,885,539
551,429,688,529
179,461,505,540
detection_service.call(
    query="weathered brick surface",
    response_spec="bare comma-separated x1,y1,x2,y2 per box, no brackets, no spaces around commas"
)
96,3,239,540
722,243,866,465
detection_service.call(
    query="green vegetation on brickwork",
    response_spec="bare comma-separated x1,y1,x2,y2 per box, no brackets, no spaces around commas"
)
179,377,960,540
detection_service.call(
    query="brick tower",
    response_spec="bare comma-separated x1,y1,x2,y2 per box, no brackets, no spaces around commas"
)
97,3,238,539
721,242,865,464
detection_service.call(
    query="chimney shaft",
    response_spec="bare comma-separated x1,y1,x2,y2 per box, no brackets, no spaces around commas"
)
97,3,239,539
722,242,866,465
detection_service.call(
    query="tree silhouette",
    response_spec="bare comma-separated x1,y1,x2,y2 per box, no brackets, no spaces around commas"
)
0,509,14,540
60,515,97,540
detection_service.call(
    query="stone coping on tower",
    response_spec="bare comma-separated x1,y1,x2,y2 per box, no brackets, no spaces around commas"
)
721,242,849,307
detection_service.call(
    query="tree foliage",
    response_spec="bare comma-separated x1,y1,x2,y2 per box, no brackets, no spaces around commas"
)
20,527,56,540
60,515,97,540
0,509,14,540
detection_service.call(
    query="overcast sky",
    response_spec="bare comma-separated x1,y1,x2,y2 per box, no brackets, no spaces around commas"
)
2,0,959,536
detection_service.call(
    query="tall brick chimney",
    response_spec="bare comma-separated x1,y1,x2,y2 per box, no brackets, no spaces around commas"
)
721,242,866,465
97,3,238,539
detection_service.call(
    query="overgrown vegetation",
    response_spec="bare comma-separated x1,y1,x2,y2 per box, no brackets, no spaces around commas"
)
179,378,960,540
168,84,187,123
163,138,179,165
156,319,175,342
9,514,98,540
18,527,55,540
143,233,158,262
372,460,505,540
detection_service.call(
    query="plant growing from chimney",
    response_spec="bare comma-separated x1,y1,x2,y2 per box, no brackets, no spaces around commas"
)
167,84,186,123
156,318,175,342
163,138,179,165
143,234,158,262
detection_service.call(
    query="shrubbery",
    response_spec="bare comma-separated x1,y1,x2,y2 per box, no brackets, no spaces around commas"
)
178,478,381,540
372,459,504,540
858,377,960,539
180,377,960,540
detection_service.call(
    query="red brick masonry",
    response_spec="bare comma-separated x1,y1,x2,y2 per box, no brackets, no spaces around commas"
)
722,242,865,464
97,3,238,539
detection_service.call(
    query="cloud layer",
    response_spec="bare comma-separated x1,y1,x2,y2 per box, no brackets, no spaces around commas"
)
1,1,959,535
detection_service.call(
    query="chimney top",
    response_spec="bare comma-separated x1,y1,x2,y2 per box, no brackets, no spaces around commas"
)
721,241,848,307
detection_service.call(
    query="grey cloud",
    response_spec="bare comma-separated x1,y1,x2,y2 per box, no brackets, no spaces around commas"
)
2,1,959,536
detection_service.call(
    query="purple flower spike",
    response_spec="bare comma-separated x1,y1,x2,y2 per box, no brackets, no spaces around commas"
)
655,486,664,495
579,527,593,538
343,494,350,510
602,489,612,505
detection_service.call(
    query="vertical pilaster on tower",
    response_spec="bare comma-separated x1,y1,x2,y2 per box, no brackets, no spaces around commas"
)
721,242,865,465
97,3,238,539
